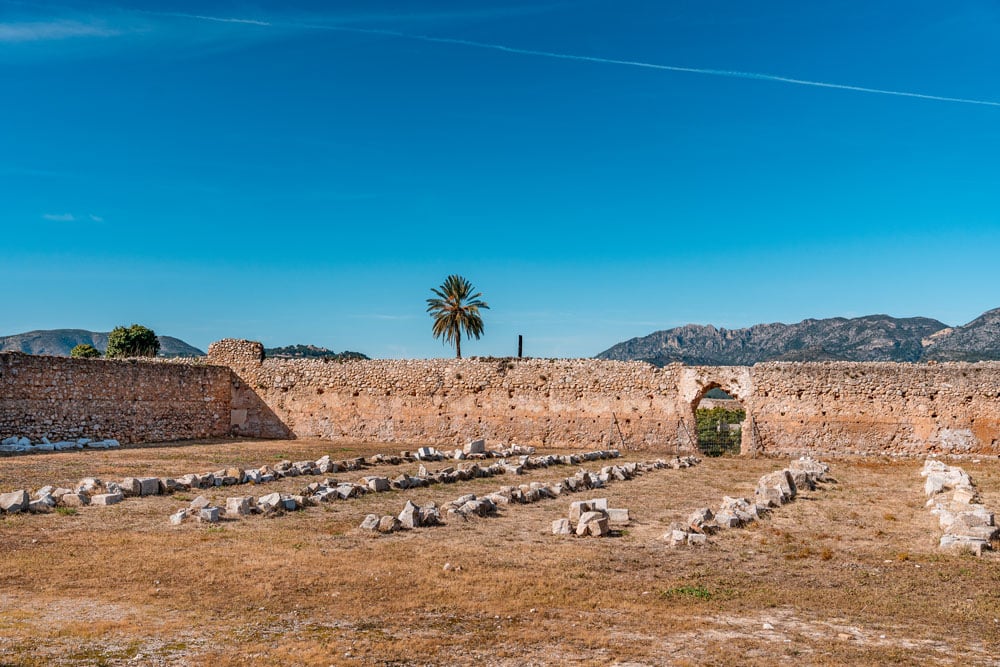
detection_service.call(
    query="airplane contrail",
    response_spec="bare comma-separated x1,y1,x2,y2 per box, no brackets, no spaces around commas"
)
160,12,1000,109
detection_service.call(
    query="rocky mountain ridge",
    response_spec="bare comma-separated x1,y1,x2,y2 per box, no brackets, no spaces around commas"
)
597,309,1000,366
264,344,368,360
0,329,204,358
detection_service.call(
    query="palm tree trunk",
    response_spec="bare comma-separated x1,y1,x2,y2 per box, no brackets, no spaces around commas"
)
456,332,461,359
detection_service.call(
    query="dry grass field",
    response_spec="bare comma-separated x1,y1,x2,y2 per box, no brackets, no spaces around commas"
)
1,439,998,666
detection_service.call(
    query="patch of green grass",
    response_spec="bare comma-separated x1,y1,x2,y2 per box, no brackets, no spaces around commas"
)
660,585,714,601
65,640,141,666
159,641,189,653
54,507,77,516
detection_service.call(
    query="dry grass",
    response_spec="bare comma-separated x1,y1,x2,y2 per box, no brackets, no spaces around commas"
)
1,439,998,665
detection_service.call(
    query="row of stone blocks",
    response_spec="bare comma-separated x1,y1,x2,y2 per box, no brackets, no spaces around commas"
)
921,459,998,556
0,439,579,517
0,476,161,514
0,448,458,516
0,453,369,515
1,436,120,454
399,440,537,461
359,456,700,535
666,456,831,546
166,447,626,525
169,492,324,525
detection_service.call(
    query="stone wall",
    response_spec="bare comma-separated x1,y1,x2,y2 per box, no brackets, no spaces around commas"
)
747,362,1000,457
210,340,695,451
0,353,231,444
209,339,1000,457
4,339,999,456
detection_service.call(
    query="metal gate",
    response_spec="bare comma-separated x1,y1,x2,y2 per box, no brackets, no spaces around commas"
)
695,406,745,456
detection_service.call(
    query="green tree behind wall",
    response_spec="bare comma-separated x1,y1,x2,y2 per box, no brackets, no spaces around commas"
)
105,324,160,358
70,343,101,359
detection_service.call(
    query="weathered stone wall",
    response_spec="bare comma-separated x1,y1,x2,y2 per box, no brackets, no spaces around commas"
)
0,353,231,444
209,340,1000,456
747,362,1000,457
4,339,999,456
209,340,693,451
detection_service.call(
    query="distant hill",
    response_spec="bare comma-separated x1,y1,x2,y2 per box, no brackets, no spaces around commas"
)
264,344,368,361
597,309,1000,365
0,329,204,358
921,308,1000,361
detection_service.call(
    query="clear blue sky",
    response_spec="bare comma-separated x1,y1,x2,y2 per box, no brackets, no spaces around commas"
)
3,1,999,358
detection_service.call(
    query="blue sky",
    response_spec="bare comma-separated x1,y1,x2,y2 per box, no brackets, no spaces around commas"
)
2,1,999,358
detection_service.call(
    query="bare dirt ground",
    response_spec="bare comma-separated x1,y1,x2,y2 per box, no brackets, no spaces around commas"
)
1,439,998,666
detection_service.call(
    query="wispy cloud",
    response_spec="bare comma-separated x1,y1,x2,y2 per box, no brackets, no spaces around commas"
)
148,5,563,29
42,212,105,222
0,20,119,42
10,7,998,109
368,31,1000,109
152,13,271,27
168,12,1000,109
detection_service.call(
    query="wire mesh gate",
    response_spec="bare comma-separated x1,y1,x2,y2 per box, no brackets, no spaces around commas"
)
694,406,746,456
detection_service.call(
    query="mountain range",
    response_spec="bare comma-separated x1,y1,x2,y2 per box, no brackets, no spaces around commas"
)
597,308,1000,366
0,329,204,358
264,344,368,360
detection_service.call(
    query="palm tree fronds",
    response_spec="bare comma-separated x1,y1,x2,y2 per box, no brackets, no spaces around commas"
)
426,274,489,358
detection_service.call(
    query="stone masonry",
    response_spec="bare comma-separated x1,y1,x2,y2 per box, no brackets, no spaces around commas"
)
3,339,1000,455
209,339,1000,456
0,352,230,444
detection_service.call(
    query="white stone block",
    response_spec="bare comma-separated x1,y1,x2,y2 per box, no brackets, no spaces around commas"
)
0,490,30,513
91,493,124,506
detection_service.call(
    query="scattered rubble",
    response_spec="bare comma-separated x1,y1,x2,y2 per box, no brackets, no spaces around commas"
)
359,500,444,534
169,496,225,525
666,456,831,546
552,497,631,537
921,459,998,556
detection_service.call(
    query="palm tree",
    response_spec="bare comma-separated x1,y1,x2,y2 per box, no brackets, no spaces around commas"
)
426,275,489,358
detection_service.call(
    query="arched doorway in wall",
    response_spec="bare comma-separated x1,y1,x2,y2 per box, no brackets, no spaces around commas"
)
693,385,746,456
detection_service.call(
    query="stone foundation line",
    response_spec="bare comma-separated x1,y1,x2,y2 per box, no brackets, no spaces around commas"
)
665,456,831,547
358,456,701,535
921,459,998,556
168,448,626,526
0,439,540,516
0,436,121,454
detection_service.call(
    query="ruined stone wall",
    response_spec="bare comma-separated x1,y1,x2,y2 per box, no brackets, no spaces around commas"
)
209,340,691,451
747,362,1000,457
209,339,1000,456
5,339,997,455
0,353,231,444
